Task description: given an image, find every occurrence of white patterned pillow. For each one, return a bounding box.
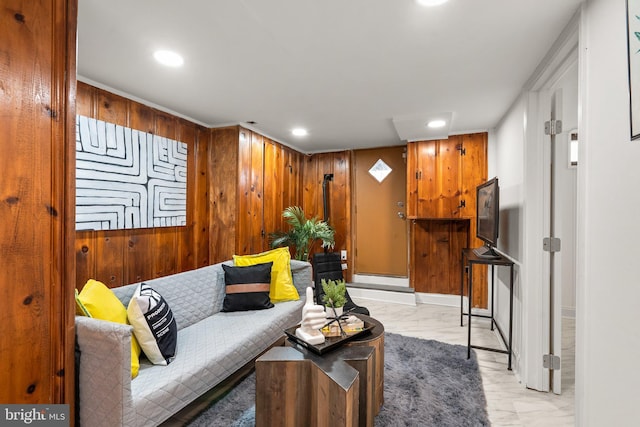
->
[127,283,178,365]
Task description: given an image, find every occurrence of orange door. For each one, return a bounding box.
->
[354,146,408,276]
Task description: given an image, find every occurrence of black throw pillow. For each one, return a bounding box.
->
[222,262,275,312]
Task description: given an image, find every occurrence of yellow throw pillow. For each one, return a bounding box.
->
[233,247,299,302]
[76,279,142,378]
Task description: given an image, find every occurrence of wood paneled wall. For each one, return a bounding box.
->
[302,151,353,281]
[210,127,304,262]
[0,0,77,407]
[209,129,352,278]
[75,90,354,287]
[75,82,210,289]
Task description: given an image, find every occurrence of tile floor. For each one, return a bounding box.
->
[350,297,576,427]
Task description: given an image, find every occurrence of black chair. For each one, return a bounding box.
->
[312,252,369,316]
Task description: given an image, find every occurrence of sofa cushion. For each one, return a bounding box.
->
[113,265,226,331]
[76,279,142,378]
[221,263,274,312]
[127,283,178,365]
[233,247,300,302]
[130,297,305,426]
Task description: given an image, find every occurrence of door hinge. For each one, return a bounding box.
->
[261,229,266,238]
[543,237,561,252]
[457,199,466,209]
[456,144,466,155]
[415,170,422,180]
[543,354,561,370]
[544,119,563,136]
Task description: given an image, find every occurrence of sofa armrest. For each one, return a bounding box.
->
[75,316,136,427]
[290,260,313,295]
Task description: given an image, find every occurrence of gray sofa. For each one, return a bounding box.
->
[75,259,311,427]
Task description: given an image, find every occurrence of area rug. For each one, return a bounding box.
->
[188,332,489,426]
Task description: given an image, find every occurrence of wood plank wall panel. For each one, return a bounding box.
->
[330,151,351,269]
[177,121,196,272]
[301,152,353,281]
[406,142,418,217]
[263,139,282,246]
[461,133,488,308]
[193,127,210,267]
[124,229,153,284]
[95,231,125,287]
[0,0,77,406]
[302,155,321,217]
[210,127,240,263]
[411,220,469,295]
[236,129,253,255]
[75,82,207,289]
[249,132,265,253]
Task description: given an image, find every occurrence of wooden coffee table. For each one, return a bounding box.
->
[255,315,385,427]
[343,314,384,413]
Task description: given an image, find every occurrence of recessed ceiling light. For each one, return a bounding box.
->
[416,0,450,6]
[153,50,184,67]
[292,128,308,137]
[427,120,447,128]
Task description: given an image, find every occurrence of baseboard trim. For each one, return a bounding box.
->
[415,292,491,317]
[415,292,460,307]
[352,274,410,287]
[347,286,416,306]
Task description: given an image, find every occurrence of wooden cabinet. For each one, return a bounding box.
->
[407,133,489,308]
[210,127,302,262]
[407,133,487,219]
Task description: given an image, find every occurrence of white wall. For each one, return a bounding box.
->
[491,97,526,375]
[577,0,640,424]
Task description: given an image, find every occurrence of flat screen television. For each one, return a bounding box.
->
[474,177,500,258]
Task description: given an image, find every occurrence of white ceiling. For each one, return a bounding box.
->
[77,0,583,153]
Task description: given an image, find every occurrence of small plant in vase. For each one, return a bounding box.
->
[321,278,347,318]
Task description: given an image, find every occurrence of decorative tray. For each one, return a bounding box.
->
[284,317,374,355]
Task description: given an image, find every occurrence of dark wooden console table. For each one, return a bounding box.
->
[460,248,515,370]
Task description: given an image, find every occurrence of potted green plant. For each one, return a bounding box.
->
[269,206,335,262]
[321,278,347,317]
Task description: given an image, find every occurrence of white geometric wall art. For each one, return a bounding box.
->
[75,115,187,230]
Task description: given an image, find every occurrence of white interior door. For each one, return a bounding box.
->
[543,59,578,395]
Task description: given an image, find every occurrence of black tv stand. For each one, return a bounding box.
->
[472,245,500,259]
[460,248,515,370]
